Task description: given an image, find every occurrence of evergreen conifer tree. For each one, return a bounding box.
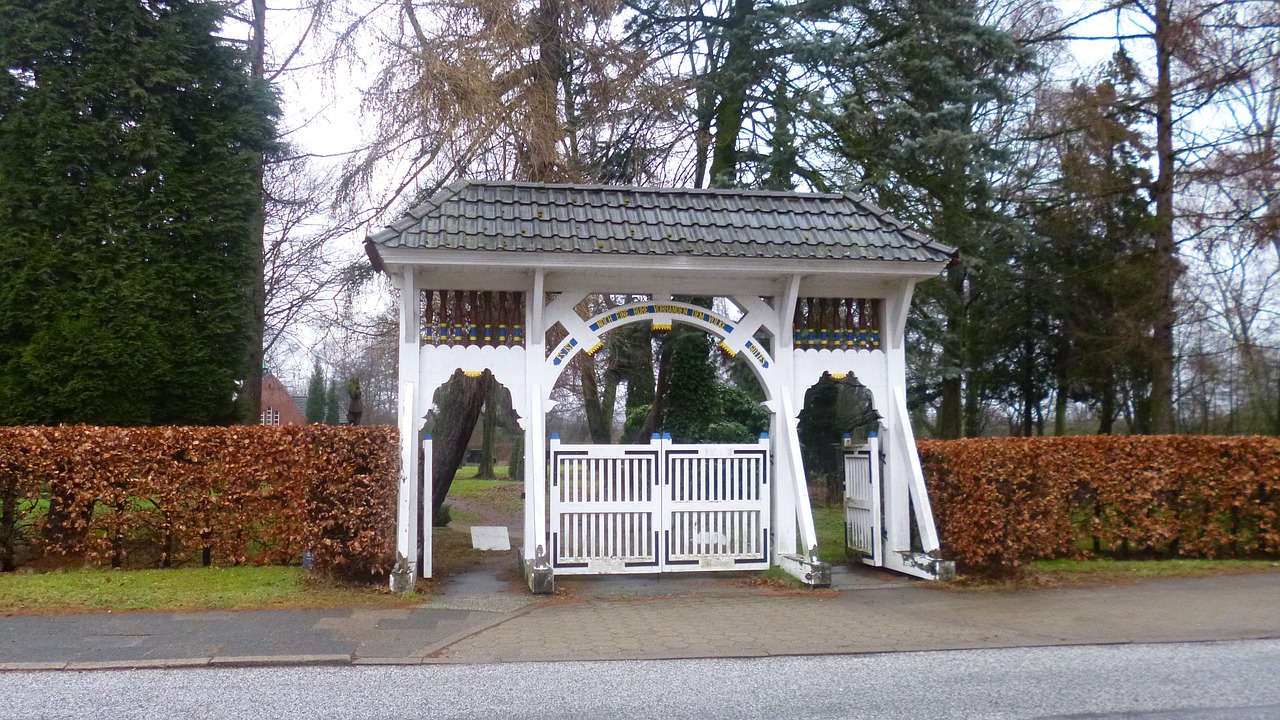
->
[828,0,1030,437]
[324,379,340,424]
[304,361,326,423]
[0,0,276,425]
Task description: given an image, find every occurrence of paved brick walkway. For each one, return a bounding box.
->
[2,568,1278,671]
[432,571,1280,663]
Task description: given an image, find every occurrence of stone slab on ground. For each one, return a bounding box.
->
[470,526,511,551]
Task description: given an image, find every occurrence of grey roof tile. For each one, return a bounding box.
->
[367,181,955,264]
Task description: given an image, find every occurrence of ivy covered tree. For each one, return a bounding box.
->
[623,315,768,443]
[0,0,277,426]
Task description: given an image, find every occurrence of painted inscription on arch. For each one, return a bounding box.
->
[588,304,734,334]
[551,337,579,366]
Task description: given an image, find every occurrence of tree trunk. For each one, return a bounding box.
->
[431,372,493,515]
[240,0,268,425]
[1020,339,1035,437]
[1149,0,1178,434]
[528,0,566,181]
[630,335,677,441]
[626,327,655,410]
[0,475,14,572]
[937,263,965,439]
[601,373,618,440]
[963,372,984,438]
[1099,373,1116,434]
[708,0,755,187]
[1053,350,1069,436]
[476,384,498,479]
[579,354,612,443]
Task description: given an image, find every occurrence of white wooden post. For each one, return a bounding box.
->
[391,268,421,592]
[522,269,553,592]
[771,275,801,560]
[421,435,433,578]
[880,282,911,569]
[880,280,953,580]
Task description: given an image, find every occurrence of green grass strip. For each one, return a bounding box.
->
[0,566,417,615]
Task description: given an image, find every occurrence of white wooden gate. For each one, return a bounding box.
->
[844,434,883,566]
[549,435,770,574]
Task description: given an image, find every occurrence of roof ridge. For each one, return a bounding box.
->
[454,179,852,201]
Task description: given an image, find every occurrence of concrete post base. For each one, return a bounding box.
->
[777,553,832,587]
[520,555,554,594]
[389,554,416,594]
[892,551,956,581]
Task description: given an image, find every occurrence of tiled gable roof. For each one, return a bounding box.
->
[366,181,954,263]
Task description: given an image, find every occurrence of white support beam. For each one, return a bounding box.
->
[523,269,553,592]
[894,388,940,553]
[878,278,953,580]
[884,279,915,352]
[770,276,802,561]
[391,268,421,592]
[541,290,595,349]
[421,436,433,578]
[782,393,819,560]
[720,294,778,356]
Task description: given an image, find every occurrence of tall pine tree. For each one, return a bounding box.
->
[0,0,277,425]
[827,0,1031,437]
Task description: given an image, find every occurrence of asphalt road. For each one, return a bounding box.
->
[3,639,1278,719]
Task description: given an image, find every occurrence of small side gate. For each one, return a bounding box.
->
[844,433,883,566]
[549,435,770,574]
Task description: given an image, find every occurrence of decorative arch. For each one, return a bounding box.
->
[789,349,889,418]
[543,299,775,400]
[419,345,528,430]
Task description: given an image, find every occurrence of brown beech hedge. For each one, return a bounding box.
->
[0,425,398,576]
[920,436,1280,575]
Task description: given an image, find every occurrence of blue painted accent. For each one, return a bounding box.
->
[551,433,560,440]
[868,430,878,439]
[650,433,661,441]
[842,433,851,440]
[759,432,769,440]
[662,432,672,440]
[423,434,432,441]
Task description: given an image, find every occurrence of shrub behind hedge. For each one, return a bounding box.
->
[920,435,1280,574]
[0,425,398,576]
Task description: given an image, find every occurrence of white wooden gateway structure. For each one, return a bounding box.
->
[366,182,957,592]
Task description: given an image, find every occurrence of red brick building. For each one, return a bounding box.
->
[260,371,307,426]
